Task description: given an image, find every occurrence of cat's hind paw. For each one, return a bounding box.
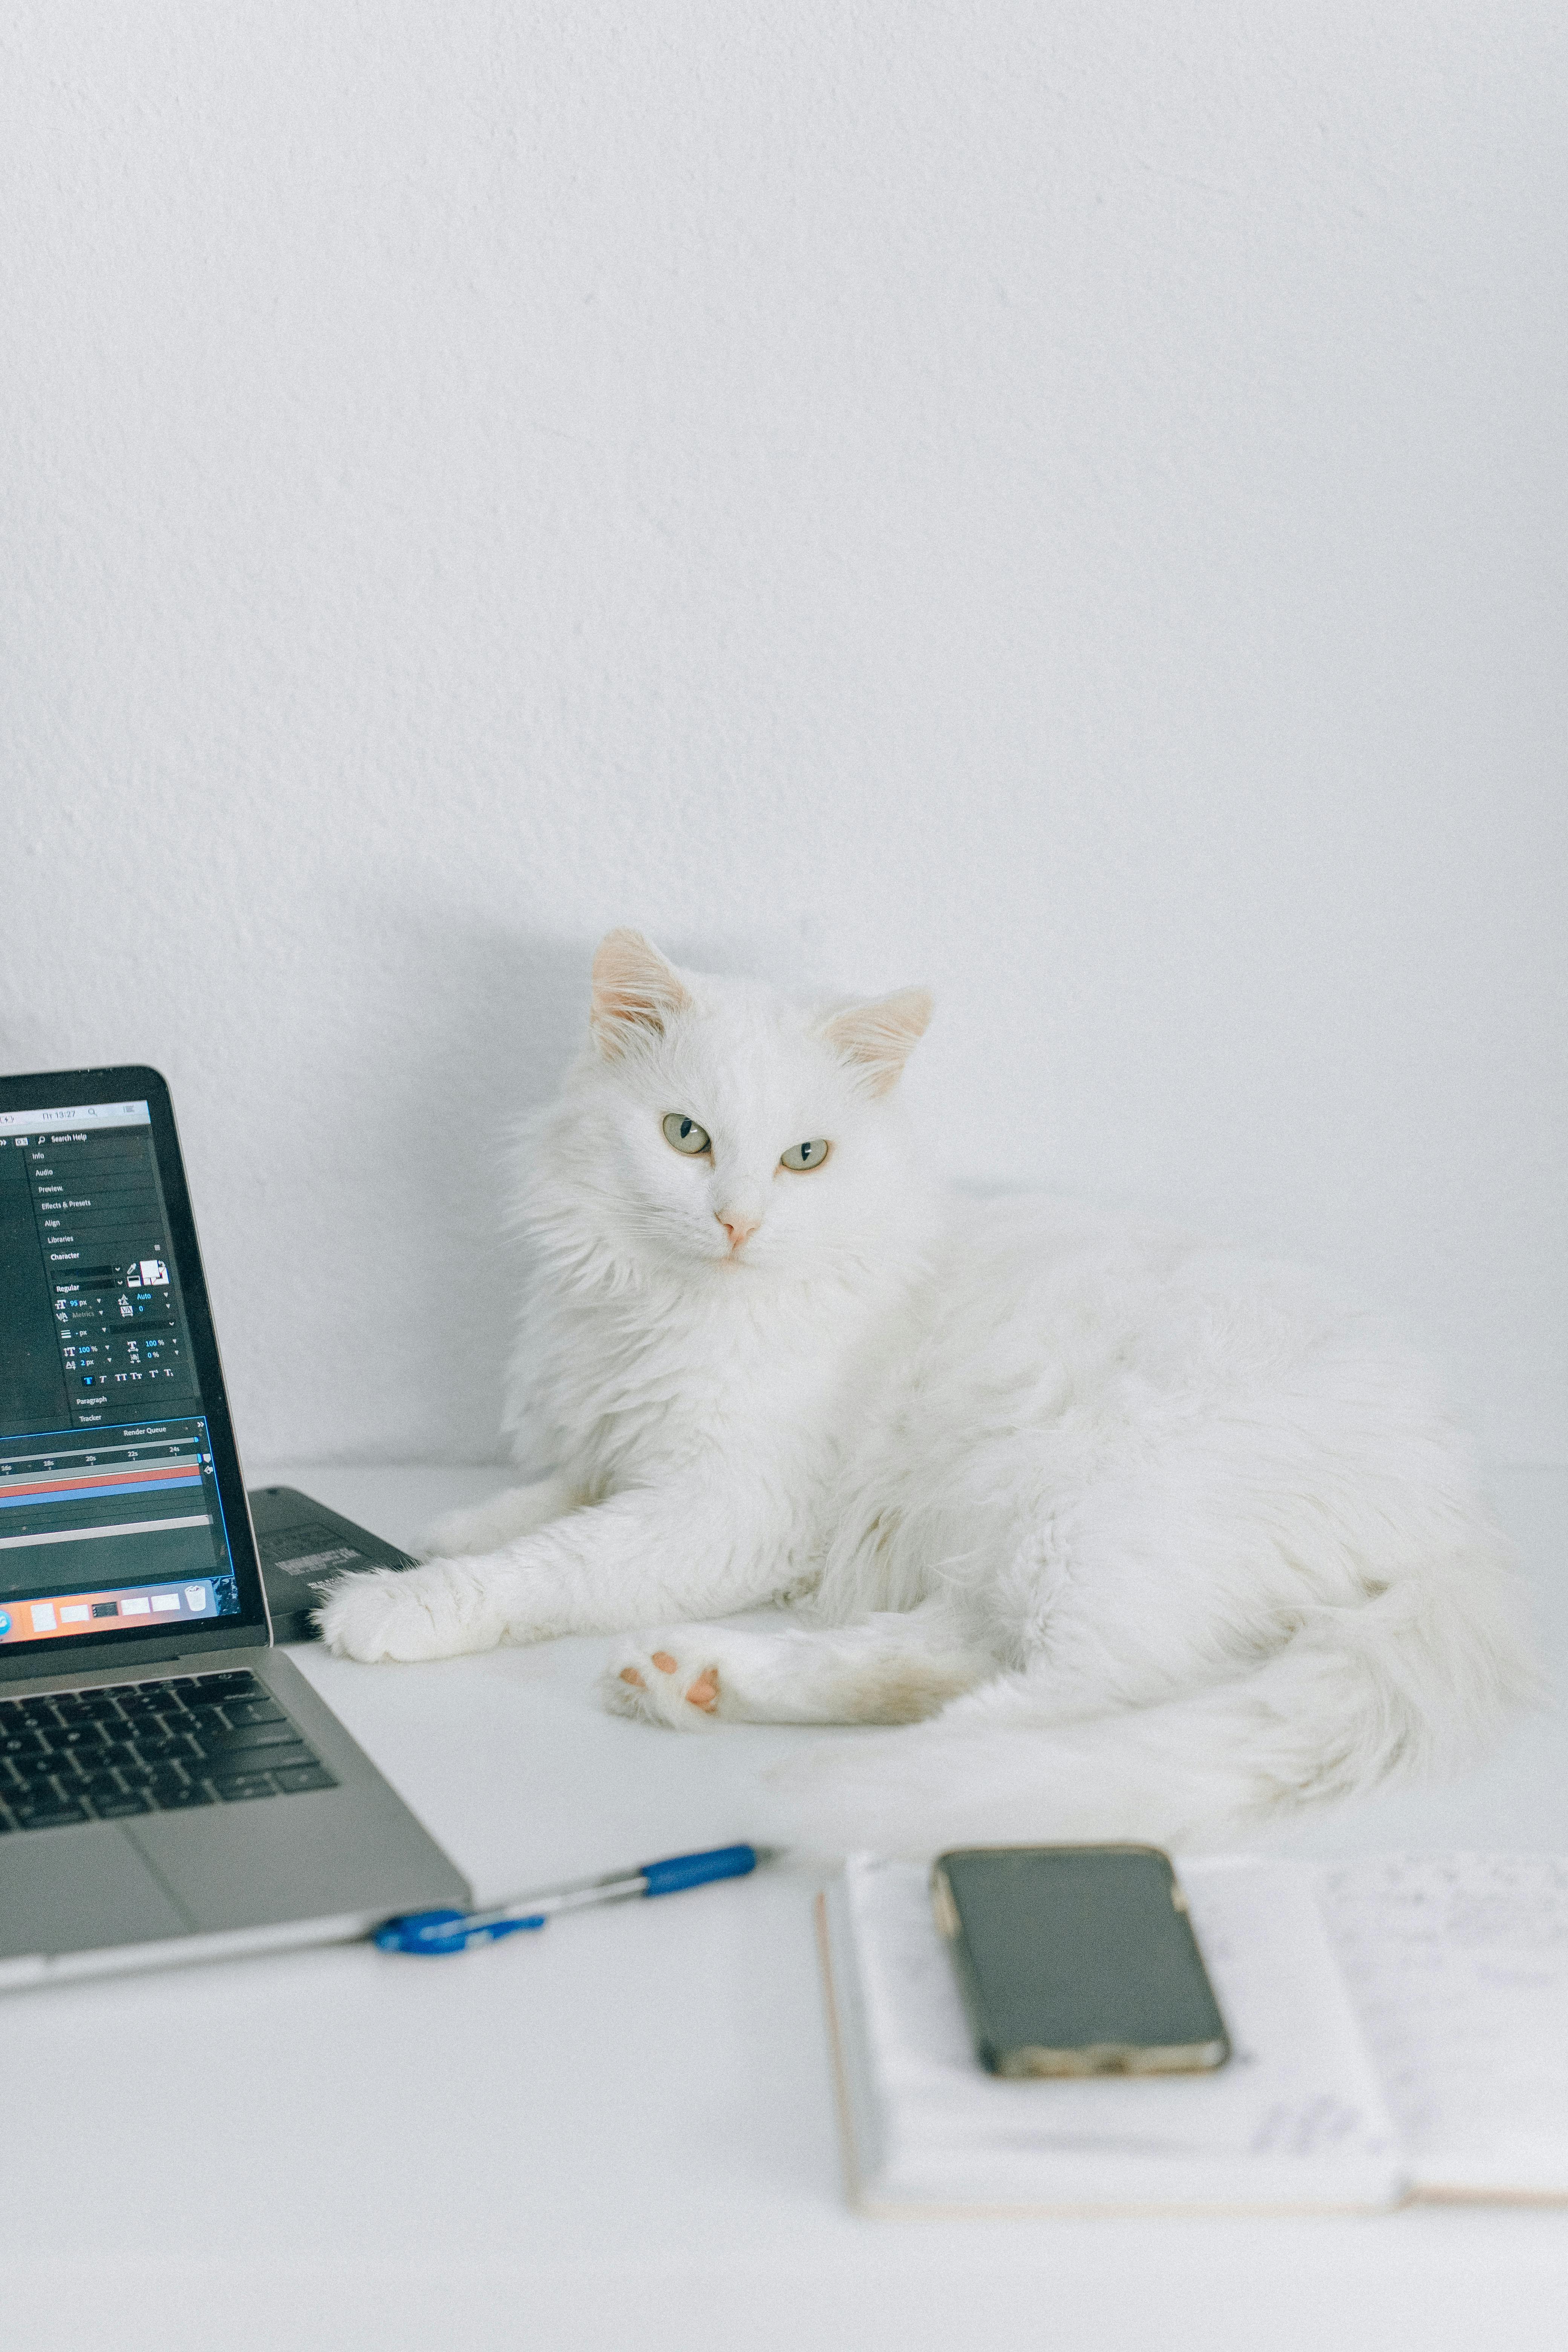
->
[602,1634,726,1729]
[315,1558,501,1663]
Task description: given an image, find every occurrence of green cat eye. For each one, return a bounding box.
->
[779,1139,831,1172]
[662,1113,711,1155]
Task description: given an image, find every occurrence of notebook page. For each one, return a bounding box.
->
[830,1856,1404,2212]
[1320,1853,1568,2199]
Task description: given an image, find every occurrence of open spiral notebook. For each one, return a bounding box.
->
[817,1852,1568,2217]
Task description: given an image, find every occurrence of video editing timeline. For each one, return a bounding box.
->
[0,1422,241,1642]
[0,1100,196,1436]
[0,1102,243,1646]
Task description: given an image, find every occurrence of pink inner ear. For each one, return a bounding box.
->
[590,929,692,1053]
[823,987,934,1095]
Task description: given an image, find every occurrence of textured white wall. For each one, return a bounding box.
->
[2,3,1563,1469]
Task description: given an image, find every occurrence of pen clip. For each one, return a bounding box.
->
[374,1908,548,1956]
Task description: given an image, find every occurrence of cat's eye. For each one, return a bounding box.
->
[779,1139,831,1172]
[662,1113,711,1155]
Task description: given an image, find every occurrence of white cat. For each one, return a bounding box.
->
[318,929,1534,1853]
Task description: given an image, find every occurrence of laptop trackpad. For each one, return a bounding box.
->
[0,1826,193,1960]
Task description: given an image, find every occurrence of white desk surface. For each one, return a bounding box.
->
[6,1466,1566,2352]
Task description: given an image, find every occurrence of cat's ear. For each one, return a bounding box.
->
[589,929,693,1057]
[821,988,934,1096]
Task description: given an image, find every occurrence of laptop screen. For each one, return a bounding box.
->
[0,1076,265,1665]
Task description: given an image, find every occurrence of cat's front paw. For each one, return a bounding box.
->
[602,1632,726,1729]
[315,1559,501,1663]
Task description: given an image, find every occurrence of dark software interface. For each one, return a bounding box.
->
[0,1099,241,1649]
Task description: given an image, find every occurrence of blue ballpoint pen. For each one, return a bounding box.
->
[374,1841,777,1955]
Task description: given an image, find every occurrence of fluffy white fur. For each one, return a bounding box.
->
[317,929,1534,1854]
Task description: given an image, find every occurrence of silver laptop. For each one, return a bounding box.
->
[0,1064,470,1990]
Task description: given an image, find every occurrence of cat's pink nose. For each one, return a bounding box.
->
[717,1208,761,1253]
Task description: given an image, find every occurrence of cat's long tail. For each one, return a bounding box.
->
[764,1563,1537,1856]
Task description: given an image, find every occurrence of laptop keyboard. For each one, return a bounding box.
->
[0,1670,338,1833]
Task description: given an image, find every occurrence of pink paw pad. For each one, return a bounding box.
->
[620,1651,720,1712]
